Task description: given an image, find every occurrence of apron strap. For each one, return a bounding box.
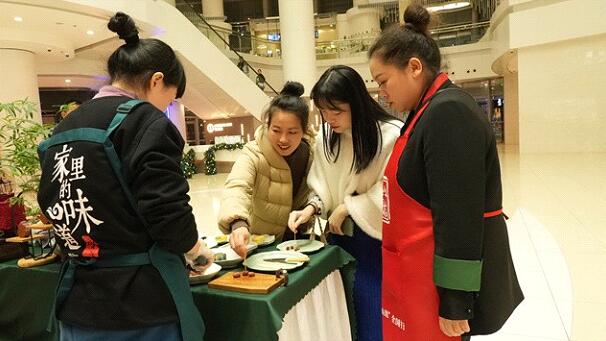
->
[149,245,205,341]
[46,258,95,332]
[48,246,205,341]
[484,208,508,219]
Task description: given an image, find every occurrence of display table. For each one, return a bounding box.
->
[0,245,355,341]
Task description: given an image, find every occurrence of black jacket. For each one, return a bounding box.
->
[38,96,198,329]
[396,81,523,334]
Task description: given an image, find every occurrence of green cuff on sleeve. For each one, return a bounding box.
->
[433,254,482,291]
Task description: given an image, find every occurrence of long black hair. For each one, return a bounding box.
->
[311,65,395,173]
[107,12,186,98]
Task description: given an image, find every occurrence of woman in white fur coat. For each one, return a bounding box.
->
[288,65,402,341]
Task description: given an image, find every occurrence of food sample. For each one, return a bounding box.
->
[251,234,266,244]
[214,252,227,261]
[215,235,228,244]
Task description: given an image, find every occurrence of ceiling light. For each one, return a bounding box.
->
[14,16,23,22]
[65,79,72,83]
[86,30,94,35]
[427,1,470,12]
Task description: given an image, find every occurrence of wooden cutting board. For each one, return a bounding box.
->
[5,234,46,243]
[208,271,285,294]
[17,253,59,268]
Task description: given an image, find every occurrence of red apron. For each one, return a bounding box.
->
[381,73,459,340]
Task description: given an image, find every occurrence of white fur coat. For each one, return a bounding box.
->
[307,120,402,240]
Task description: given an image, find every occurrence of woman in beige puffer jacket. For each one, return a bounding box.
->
[218,82,315,253]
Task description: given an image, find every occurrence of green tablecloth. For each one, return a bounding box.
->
[0,259,61,341]
[0,245,355,341]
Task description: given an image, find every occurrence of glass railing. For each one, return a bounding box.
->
[314,21,490,59]
[315,37,377,60]
[431,21,491,47]
[176,1,491,65]
[176,0,279,94]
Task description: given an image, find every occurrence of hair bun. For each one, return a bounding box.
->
[403,4,431,35]
[108,12,140,44]
[280,81,305,97]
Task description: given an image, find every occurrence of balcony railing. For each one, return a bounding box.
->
[176,1,493,64]
[431,21,491,47]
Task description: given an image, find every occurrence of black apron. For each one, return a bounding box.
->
[39,100,204,340]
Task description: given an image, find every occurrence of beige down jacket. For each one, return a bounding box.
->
[218,126,314,240]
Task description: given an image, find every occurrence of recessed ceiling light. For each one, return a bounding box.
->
[86,30,94,35]
[65,79,72,83]
[14,16,23,22]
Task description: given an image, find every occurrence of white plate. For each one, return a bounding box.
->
[250,234,276,246]
[188,262,222,285]
[276,239,325,253]
[243,250,307,272]
[212,243,257,268]
[200,236,218,249]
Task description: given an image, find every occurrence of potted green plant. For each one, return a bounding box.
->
[56,101,80,123]
[0,99,53,216]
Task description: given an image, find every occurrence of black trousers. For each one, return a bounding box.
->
[462,335,471,341]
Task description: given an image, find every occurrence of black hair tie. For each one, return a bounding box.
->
[404,22,417,32]
[122,32,140,45]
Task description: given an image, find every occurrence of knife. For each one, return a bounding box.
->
[264,257,310,263]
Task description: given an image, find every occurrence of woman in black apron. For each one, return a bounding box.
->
[38,12,211,341]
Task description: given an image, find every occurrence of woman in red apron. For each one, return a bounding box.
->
[368,4,524,340]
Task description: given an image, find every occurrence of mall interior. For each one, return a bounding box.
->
[0,0,605,340]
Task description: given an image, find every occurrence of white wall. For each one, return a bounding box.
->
[442,42,497,81]
[508,0,606,50]
[503,57,519,146]
[517,34,606,153]
[491,0,606,153]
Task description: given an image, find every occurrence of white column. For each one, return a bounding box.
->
[202,0,225,21]
[336,14,349,40]
[263,0,271,18]
[0,49,41,122]
[202,0,231,40]
[278,0,317,95]
[167,100,187,140]
[345,6,381,38]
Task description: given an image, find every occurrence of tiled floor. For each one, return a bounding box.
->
[188,146,606,341]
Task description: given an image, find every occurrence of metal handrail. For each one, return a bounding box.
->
[358,1,398,9]
[431,20,490,34]
[177,0,279,95]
